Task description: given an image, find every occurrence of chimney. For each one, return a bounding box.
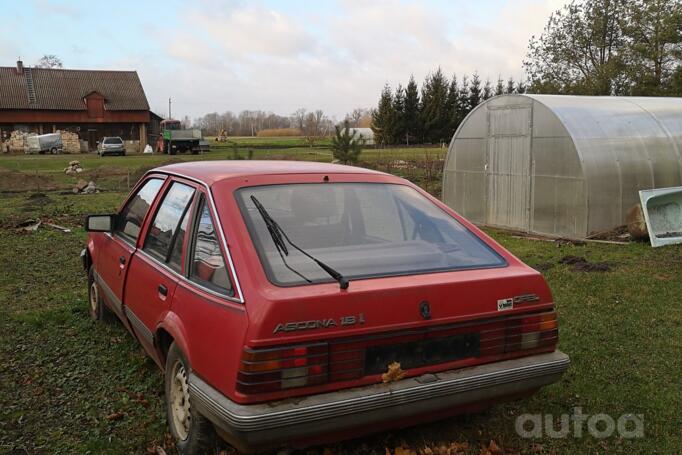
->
[16,59,23,75]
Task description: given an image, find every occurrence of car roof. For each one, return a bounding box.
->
[155,160,386,186]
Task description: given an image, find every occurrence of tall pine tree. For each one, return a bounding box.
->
[506,77,516,94]
[403,75,421,145]
[468,72,482,110]
[371,84,395,146]
[495,76,505,96]
[392,84,406,144]
[446,74,460,136]
[420,68,450,143]
[483,78,493,100]
[457,75,471,125]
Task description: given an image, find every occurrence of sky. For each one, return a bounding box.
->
[0,0,566,121]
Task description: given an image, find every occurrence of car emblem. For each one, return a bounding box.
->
[419,300,431,320]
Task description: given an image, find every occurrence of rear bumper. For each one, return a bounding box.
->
[189,350,569,451]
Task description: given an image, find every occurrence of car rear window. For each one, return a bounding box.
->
[104,137,123,144]
[236,183,506,286]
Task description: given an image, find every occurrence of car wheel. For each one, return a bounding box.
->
[88,266,114,322]
[165,343,216,454]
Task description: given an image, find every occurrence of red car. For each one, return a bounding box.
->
[82,161,569,454]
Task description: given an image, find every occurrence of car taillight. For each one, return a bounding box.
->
[238,310,558,395]
[479,310,558,356]
[237,343,329,394]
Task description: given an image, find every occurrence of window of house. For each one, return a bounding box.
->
[143,182,195,263]
[115,178,164,243]
[189,198,233,296]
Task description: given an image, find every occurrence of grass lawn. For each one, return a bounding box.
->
[0,150,679,454]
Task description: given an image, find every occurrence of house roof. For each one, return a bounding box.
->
[0,66,149,111]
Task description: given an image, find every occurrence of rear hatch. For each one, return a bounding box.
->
[236,264,558,402]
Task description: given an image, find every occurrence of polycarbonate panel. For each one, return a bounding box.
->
[486,105,532,230]
[527,95,682,234]
[444,94,682,238]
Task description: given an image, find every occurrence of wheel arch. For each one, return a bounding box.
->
[155,313,191,369]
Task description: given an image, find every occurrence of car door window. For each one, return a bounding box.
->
[190,199,233,296]
[167,203,192,272]
[143,182,195,264]
[116,178,164,243]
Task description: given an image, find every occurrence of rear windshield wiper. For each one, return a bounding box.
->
[250,195,350,290]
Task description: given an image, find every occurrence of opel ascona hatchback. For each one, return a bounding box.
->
[82,161,569,454]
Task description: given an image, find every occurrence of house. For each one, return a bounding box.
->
[344,127,374,145]
[0,60,154,152]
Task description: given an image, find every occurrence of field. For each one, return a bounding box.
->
[0,143,680,455]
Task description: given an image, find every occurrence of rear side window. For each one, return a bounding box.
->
[116,178,164,242]
[144,182,195,263]
[189,199,233,296]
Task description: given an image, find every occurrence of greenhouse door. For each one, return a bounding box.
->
[485,105,532,231]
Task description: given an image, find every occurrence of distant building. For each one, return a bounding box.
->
[0,60,156,151]
[344,127,374,145]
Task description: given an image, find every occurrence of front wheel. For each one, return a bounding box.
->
[88,266,114,322]
[165,343,216,454]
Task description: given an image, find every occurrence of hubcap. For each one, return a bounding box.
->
[89,282,98,314]
[170,360,191,440]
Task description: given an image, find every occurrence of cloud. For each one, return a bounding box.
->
[147,0,566,119]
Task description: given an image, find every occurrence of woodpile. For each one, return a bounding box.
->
[59,131,81,154]
[8,131,29,153]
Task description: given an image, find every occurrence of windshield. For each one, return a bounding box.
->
[236,183,505,286]
[103,137,123,144]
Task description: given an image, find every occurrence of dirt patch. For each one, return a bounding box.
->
[22,192,52,212]
[587,225,631,242]
[559,255,612,272]
[0,169,58,192]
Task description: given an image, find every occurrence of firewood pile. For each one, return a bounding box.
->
[59,131,81,154]
[8,131,30,153]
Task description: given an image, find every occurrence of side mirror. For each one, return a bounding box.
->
[85,214,116,232]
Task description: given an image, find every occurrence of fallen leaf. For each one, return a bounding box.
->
[105,411,124,421]
[487,440,502,454]
[395,447,417,455]
[382,362,406,383]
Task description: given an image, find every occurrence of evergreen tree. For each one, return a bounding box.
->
[332,120,364,164]
[506,77,516,94]
[483,78,493,100]
[516,80,527,94]
[495,76,505,96]
[468,72,482,110]
[371,84,395,146]
[446,74,460,135]
[420,68,450,143]
[392,84,406,144]
[403,75,421,145]
[457,75,471,124]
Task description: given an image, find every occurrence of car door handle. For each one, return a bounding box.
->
[158,284,168,296]
[119,256,126,265]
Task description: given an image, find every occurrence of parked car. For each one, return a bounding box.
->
[26,132,62,154]
[98,136,126,156]
[82,161,569,454]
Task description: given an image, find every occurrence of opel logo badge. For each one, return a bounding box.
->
[419,300,431,320]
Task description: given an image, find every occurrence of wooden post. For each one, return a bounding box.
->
[139,123,147,151]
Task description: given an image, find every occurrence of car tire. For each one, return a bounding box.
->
[88,266,115,322]
[165,343,216,455]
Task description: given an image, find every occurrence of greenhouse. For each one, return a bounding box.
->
[442,94,682,238]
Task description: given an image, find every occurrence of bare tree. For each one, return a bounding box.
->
[35,54,63,68]
[302,110,328,147]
